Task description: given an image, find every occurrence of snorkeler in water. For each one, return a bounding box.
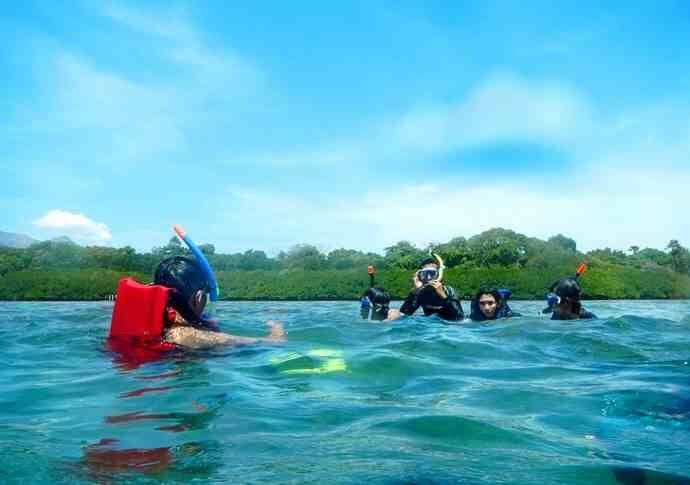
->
[469,287,521,322]
[548,277,597,320]
[360,286,392,321]
[360,265,392,321]
[392,255,464,322]
[155,256,286,349]
[541,263,596,320]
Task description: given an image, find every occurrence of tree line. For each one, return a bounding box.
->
[1,228,689,300]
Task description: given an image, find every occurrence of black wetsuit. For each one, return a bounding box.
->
[399,285,464,321]
[551,309,597,320]
[469,300,521,322]
[360,287,390,321]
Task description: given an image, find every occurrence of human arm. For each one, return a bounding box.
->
[432,284,464,321]
[579,310,597,319]
[165,320,286,349]
[165,326,236,349]
[399,289,421,316]
[396,270,427,316]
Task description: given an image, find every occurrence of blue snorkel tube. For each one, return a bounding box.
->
[173,225,219,320]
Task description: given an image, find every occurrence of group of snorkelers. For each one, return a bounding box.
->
[108,227,596,356]
[360,254,596,323]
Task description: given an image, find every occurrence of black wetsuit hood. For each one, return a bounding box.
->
[361,286,391,321]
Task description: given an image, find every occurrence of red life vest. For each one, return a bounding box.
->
[108,278,176,369]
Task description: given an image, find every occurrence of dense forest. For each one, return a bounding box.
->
[1,228,689,300]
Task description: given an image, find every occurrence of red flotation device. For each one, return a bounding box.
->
[108,278,177,369]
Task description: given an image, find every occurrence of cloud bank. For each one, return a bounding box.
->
[34,210,112,244]
[216,160,687,255]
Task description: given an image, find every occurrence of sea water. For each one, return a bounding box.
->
[0,301,688,484]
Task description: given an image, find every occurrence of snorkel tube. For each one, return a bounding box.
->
[431,252,445,282]
[172,225,219,302]
[361,265,376,318]
[575,262,587,279]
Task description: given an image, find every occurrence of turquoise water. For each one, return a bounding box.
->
[1,301,689,484]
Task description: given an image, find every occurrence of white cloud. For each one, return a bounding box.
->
[222,71,689,254]
[214,162,688,254]
[239,72,684,179]
[245,74,591,168]
[101,2,259,89]
[346,166,685,253]
[24,2,262,170]
[102,2,195,41]
[33,210,112,244]
[391,74,590,152]
[53,53,182,163]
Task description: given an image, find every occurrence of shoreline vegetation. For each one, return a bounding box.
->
[1,228,689,301]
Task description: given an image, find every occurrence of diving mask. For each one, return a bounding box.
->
[417,268,440,284]
[202,296,217,321]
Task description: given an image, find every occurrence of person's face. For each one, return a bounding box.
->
[478,293,497,318]
[553,297,577,319]
[188,289,208,318]
[417,263,440,283]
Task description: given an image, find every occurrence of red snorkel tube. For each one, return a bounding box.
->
[367,265,375,288]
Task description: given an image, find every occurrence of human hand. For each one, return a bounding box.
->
[412,272,423,289]
[428,280,447,299]
[385,308,402,321]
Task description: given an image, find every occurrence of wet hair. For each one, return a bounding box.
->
[419,257,438,268]
[154,256,208,322]
[552,278,582,315]
[553,278,581,299]
[474,286,500,303]
[361,287,391,321]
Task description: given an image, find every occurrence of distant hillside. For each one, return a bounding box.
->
[0,231,38,249]
[0,231,75,249]
[48,236,76,245]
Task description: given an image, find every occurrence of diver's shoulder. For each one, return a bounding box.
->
[580,309,597,319]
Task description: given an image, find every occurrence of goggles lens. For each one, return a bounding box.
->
[202,295,216,320]
[417,268,439,284]
[546,292,560,307]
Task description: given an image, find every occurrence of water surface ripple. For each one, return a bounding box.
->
[1,300,689,484]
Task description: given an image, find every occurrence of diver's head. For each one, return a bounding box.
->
[475,287,500,319]
[416,257,441,284]
[419,257,439,269]
[552,278,582,319]
[154,256,209,322]
[554,278,580,299]
[361,287,391,321]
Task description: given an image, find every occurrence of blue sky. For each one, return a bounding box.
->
[2,1,689,254]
